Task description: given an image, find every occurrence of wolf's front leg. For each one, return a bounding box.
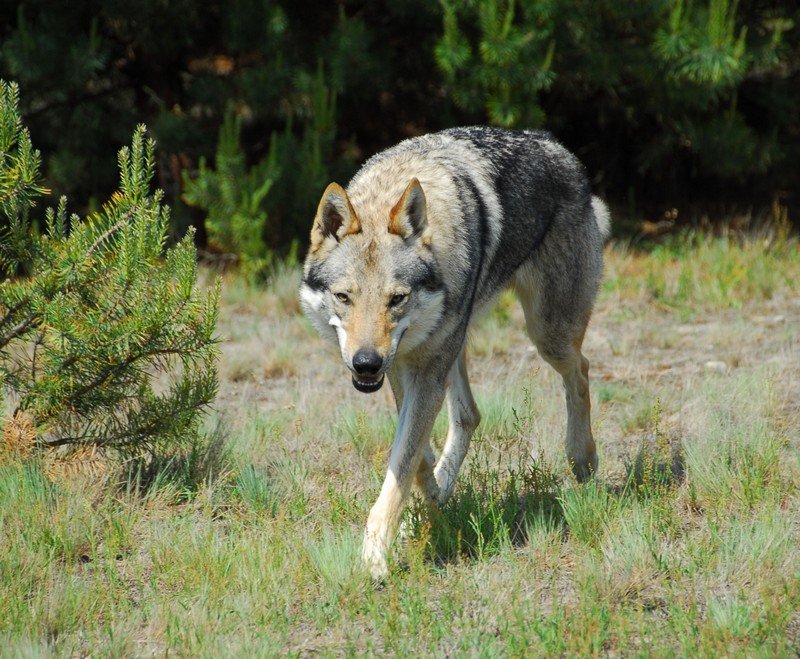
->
[363,371,447,580]
[389,371,440,507]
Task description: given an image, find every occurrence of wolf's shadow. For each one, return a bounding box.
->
[409,442,685,566]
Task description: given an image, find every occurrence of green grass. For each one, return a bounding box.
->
[1,232,799,654]
[603,231,800,318]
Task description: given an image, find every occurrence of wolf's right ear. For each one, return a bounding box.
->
[310,183,361,252]
[389,178,428,240]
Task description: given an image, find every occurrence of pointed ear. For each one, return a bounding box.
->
[310,183,361,251]
[389,178,427,239]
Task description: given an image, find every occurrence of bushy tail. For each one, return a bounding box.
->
[591,196,612,241]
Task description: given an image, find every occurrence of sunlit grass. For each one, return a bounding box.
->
[603,231,799,317]
[1,231,799,654]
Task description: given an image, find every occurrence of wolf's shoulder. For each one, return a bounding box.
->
[440,125,554,146]
[372,126,556,154]
[356,126,572,172]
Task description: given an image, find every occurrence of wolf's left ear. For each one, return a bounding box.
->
[310,183,361,252]
[389,178,427,239]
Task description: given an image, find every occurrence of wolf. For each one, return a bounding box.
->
[299,127,610,579]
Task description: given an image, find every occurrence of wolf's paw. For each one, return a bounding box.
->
[421,480,440,508]
[570,452,599,483]
[362,533,389,582]
[434,475,457,506]
[397,518,411,545]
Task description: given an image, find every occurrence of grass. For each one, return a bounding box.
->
[1,231,799,655]
[603,231,799,318]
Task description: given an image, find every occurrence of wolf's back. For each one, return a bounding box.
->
[345,126,607,308]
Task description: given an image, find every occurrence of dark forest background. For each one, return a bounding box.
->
[2,0,798,256]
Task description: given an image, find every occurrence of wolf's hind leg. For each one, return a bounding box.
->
[540,342,597,481]
[433,350,481,503]
[515,271,598,482]
[415,442,440,504]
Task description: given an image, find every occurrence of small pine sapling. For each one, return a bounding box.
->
[182,106,279,279]
[0,80,219,458]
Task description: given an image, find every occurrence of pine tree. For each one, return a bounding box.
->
[182,106,280,278]
[0,81,219,456]
[434,0,798,206]
[436,0,556,127]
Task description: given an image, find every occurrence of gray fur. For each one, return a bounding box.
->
[300,126,610,580]
[345,126,604,322]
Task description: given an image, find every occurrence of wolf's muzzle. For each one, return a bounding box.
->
[352,373,385,393]
[351,349,385,392]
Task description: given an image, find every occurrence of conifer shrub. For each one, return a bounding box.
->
[435,0,797,204]
[3,2,796,238]
[182,66,339,275]
[0,81,219,457]
[182,107,279,279]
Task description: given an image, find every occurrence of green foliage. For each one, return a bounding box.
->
[0,82,218,455]
[435,0,799,204]
[304,527,368,600]
[182,107,279,277]
[408,451,561,562]
[682,371,785,511]
[183,64,340,271]
[654,0,749,87]
[269,63,339,244]
[0,1,798,253]
[437,0,556,127]
[622,399,682,502]
[559,481,619,548]
[0,82,49,223]
[235,464,279,516]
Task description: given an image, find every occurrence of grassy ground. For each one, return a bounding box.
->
[2,232,799,656]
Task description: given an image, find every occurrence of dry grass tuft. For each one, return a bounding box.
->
[43,445,111,483]
[2,410,111,483]
[2,410,36,459]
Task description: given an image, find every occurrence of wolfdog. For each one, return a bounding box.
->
[300,127,610,579]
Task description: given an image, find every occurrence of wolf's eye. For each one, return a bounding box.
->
[334,292,350,304]
[389,293,407,307]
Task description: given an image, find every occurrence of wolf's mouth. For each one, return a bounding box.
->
[352,374,385,393]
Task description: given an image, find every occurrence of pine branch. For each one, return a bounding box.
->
[0,313,39,349]
[22,84,133,121]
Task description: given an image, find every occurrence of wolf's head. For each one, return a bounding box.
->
[299,178,445,393]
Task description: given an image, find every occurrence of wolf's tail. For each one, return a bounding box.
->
[591,196,612,241]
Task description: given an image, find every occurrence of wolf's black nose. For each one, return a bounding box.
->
[353,350,383,376]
